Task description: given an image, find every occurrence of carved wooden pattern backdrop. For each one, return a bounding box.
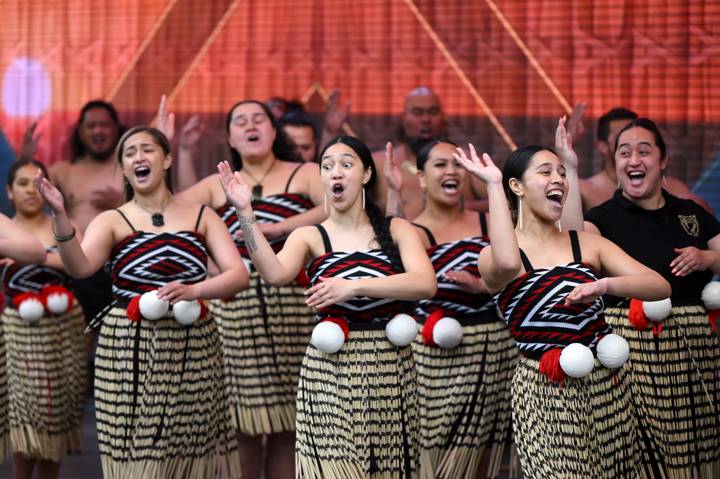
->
[1,0,718,186]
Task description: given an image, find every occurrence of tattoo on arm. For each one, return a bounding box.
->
[238,215,258,253]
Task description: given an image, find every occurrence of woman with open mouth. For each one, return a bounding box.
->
[177,99,325,479]
[218,135,437,478]
[35,126,248,479]
[0,159,87,479]
[457,123,670,478]
[385,139,516,479]
[583,118,720,478]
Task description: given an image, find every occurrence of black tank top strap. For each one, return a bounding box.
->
[519,249,534,272]
[284,163,305,193]
[315,224,333,254]
[194,204,207,231]
[569,229,582,262]
[413,223,437,247]
[479,212,488,237]
[115,209,137,233]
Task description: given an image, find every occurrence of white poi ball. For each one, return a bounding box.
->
[559,343,595,378]
[139,291,169,320]
[173,300,201,326]
[19,298,44,323]
[310,321,345,353]
[701,281,720,311]
[642,298,672,322]
[386,313,419,347]
[432,317,464,349]
[596,334,630,369]
[46,292,70,315]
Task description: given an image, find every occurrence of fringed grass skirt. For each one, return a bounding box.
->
[94,307,240,479]
[0,321,8,464]
[512,356,640,478]
[412,319,517,479]
[210,272,314,435]
[296,327,420,479]
[1,304,86,461]
[604,304,720,479]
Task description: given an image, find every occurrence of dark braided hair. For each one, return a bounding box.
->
[320,136,405,274]
[225,100,301,170]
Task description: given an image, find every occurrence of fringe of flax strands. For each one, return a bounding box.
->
[0,321,9,463]
[604,303,720,479]
[512,356,643,478]
[413,319,518,479]
[93,307,241,479]
[2,304,86,461]
[210,272,314,435]
[295,328,420,479]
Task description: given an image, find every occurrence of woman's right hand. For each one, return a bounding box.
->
[34,172,66,215]
[383,142,403,192]
[453,144,502,185]
[217,161,252,212]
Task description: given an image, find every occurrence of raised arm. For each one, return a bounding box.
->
[555,116,584,231]
[455,145,521,292]
[157,207,249,303]
[174,115,204,191]
[35,174,113,278]
[304,218,437,310]
[217,161,310,285]
[0,214,46,264]
[383,142,405,218]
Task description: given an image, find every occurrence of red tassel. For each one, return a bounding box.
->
[538,348,565,385]
[40,285,75,312]
[322,317,349,340]
[628,299,650,331]
[422,310,445,346]
[12,292,42,309]
[708,309,719,335]
[126,296,141,322]
[199,300,209,321]
[652,322,663,337]
[295,270,310,287]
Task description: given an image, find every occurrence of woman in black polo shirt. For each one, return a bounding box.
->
[584,118,720,478]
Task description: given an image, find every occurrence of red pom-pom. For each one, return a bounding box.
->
[126,296,142,322]
[40,285,75,312]
[295,270,310,287]
[628,299,650,331]
[539,348,565,384]
[12,292,42,309]
[421,310,444,346]
[708,309,719,335]
[322,317,349,340]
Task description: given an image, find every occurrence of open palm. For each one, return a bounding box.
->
[453,144,502,185]
[555,116,578,170]
[34,173,66,214]
[383,142,403,191]
[217,161,252,211]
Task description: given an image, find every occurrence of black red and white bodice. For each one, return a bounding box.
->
[1,247,70,300]
[417,236,494,323]
[306,225,411,323]
[495,231,611,360]
[109,210,209,300]
[216,193,314,262]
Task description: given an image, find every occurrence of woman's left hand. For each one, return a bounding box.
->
[304,276,355,310]
[444,271,489,294]
[157,281,197,304]
[555,115,578,170]
[670,247,710,276]
[564,278,607,305]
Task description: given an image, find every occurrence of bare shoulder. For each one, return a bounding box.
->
[48,160,70,183]
[389,216,415,236]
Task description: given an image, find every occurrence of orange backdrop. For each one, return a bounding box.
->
[1,0,718,182]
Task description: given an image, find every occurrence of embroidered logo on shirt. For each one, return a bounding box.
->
[678,215,700,237]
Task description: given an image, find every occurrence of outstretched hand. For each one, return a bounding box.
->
[555,116,578,170]
[566,102,587,142]
[179,115,204,150]
[34,172,66,215]
[324,90,350,135]
[383,142,403,191]
[217,161,252,212]
[19,122,41,161]
[453,144,502,185]
[156,95,176,142]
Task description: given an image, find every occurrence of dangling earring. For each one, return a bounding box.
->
[661,170,667,187]
[324,195,328,215]
[362,188,366,209]
[556,220,562,232]
[517,197,524,230]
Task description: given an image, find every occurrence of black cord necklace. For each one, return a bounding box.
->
[242,158,277,200]
[134,197,171,227]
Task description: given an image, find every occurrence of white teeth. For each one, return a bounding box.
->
[628,172,645,178]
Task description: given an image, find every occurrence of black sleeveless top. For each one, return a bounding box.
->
[109,207,209,300]
[496,231,612,360]
[215,163,314,264]
[305,224,411,324]
[415,213,494,324]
